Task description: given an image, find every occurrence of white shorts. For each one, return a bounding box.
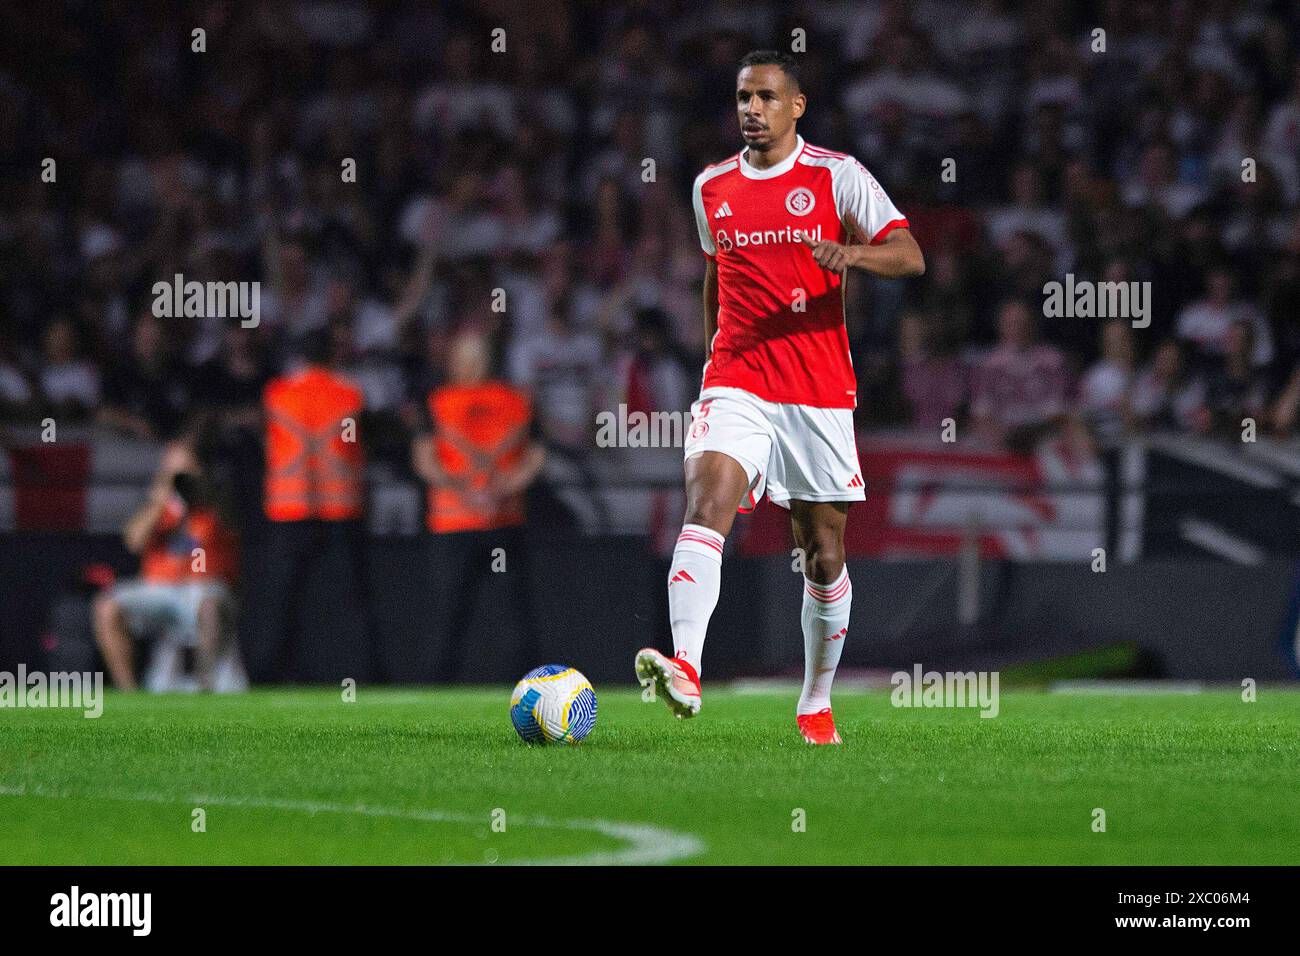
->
[683,386,865,511]
[111,579,233,647]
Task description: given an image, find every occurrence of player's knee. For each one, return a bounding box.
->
[683,495,735,535]
[803,536,846,583]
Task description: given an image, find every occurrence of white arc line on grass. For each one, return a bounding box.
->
[0,784,705,866]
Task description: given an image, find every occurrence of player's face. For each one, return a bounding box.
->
[736,65,804,150]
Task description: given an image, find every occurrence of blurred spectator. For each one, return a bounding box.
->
[1122,139,1208,219]
[898,310,967,433]
[1201,319,1271,436]
[843,30,971,138]
[508,304,605,452]
[986,164,1070,270]
[97,312,190,441]
[259,238,331,341]
[191,324,269,430]
[412,30,516,140]
[1261,62,1300,202]
[1080,320,1137,445]
[618,307,694,418]
[1131,337,1207,432]
[0,333,35,421]
[970,299,1071,451]
[1176,266,1273,367]
[38,318,99,420]
[331,315,405,414]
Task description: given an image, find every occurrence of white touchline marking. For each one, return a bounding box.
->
[0,783,704,866]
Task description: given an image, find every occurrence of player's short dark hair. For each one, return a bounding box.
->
[737,50,801,90]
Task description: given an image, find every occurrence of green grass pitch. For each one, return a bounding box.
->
[2,687,1298,865]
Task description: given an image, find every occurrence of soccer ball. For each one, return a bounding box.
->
[510,665,598,745]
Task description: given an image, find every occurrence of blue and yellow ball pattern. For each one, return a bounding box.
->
[510,665,598,744]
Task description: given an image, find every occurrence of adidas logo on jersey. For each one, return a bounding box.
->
[713,202,733,219]
[846,474,864,488]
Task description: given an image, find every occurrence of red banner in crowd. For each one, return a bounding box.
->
[5,444,92,531]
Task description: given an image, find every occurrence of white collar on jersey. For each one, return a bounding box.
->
[738,134,805,180]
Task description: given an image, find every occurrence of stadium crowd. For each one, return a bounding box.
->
[2,0,1299,467]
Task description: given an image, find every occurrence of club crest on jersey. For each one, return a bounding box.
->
[785,186,815,216]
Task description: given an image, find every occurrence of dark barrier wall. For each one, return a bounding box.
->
[744,558,1299,681]
[2,532,1296,682]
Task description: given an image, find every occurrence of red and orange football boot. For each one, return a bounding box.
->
[797,708,843,745]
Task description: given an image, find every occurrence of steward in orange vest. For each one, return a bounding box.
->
[423,382,532,532]
[246,331,373,684]
[414,334,544,534]
[263,366,365,522]
[412,331,545,681]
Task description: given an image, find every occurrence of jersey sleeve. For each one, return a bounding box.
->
[691,171,717,259]
[832,158,909,245]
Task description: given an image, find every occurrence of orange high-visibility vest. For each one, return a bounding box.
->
[263,367,365,522]
[427,382,531,533]
[141,498,239,583]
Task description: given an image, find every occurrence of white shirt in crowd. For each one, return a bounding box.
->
[1176,300,1273,366]
[40,361,100,408]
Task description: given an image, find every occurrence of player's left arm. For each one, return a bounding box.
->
[803,220,925,278]
[804,159,925,278]
[853,210,925,277]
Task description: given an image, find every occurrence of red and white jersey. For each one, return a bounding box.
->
[693,135,908,408]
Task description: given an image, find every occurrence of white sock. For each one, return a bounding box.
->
[798,567,852,715]
[667,523,724,676]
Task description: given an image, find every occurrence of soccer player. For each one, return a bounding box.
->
[635,51,925,744]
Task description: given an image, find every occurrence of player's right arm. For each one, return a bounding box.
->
[702,258,718,359]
